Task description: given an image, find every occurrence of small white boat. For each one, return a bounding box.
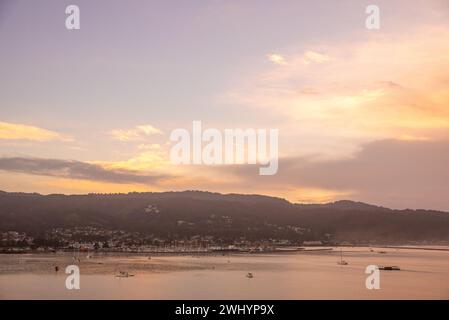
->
[246,272,254,278]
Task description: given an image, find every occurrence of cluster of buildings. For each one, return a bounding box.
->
[0,231,34,247]
[0,226,324,253]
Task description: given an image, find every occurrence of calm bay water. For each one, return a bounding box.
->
[1,247,448,299]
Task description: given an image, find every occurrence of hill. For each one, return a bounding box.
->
[1,190,448,244]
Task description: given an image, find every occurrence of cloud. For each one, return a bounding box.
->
[226,27,449,159]
[0,121,70,142]
[0,157,170,185]
[204,138,449,210]
[136,125,163,136]
[302,51,330,64]
[267,54,286,65]
[283,139,449,210]
[109,124,163,141]
[267,50,330,67]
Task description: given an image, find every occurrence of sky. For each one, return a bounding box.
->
[1,0,449,210]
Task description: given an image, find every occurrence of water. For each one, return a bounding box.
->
[1,247,448,299]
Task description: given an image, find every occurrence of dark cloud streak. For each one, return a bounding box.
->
[0,157,169,185]
[204,139,449,211]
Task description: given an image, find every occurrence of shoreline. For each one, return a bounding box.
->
[2,244,449,255]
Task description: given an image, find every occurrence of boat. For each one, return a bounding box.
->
[337,248,348,265]
[72,247,81,262]
[116,271,135,277]
[379,265,400,271]
[246,272,254,278]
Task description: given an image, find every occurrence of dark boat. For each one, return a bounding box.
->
[379,265,400,271]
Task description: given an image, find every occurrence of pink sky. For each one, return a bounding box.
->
[1,0,449,210]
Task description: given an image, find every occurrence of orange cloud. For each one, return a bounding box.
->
[225,27,449,160]
[0,121,70,142]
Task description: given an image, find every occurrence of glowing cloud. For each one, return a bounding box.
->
[109,124,163,141]
[226,27,449,159]
[302,51,330,64]
[0,121,69,142]
[267,53,287,65]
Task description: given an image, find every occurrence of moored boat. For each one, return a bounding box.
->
[379,265,400,271]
